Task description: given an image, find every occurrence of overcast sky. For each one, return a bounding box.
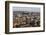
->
[13,7,40,12]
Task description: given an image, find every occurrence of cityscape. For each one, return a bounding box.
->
[13,11,40,28]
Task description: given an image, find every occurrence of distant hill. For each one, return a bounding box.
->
[13,11,40,16]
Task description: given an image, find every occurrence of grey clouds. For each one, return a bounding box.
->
[13,7,40,12]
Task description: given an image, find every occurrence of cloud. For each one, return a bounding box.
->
[13,7,40,12]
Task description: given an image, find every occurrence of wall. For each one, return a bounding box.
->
[0,0,46,35]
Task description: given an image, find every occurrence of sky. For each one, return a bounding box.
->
[13,7,40,12]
